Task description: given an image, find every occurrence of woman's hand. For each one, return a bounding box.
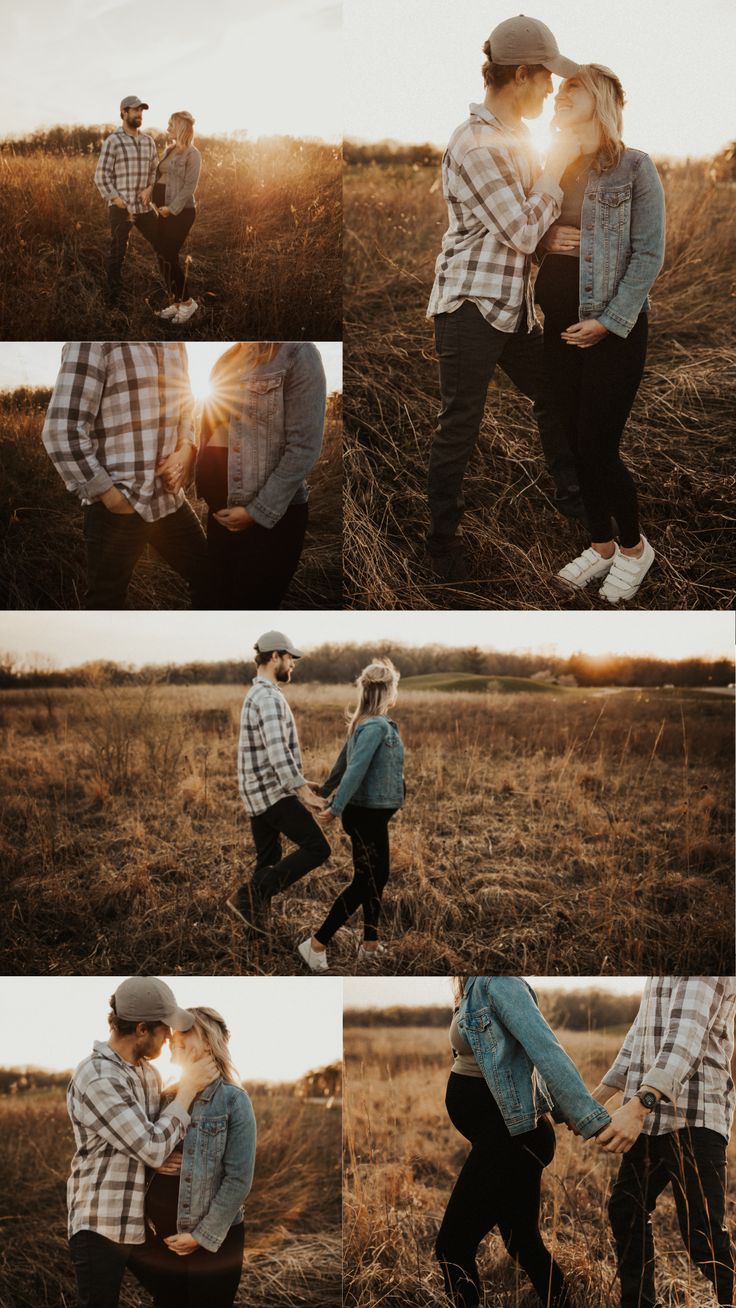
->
[561,319,609,348]
[213,506,255,532]
[138,187,153,206]
[540,224,580,255]
[158,206,172,218]
[318,808,337,826]
[156,1149,183,1176]
[164,1232,199,1256]
[157,446,194,494]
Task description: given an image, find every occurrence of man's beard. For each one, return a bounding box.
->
[275,669,292,683]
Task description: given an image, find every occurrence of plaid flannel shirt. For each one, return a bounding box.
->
[238,675,307,816]
[67,1041,189,1244]
[42,342,196,522]
[427,103,562,332]
[602,977,736,1139]
[95,127,158,213]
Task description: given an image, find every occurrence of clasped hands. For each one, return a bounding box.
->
[565,1091,651,1155]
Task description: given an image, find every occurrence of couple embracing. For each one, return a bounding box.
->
[41,340,326,609]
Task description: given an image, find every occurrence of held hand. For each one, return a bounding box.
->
[156,446,194,494]
[99,486,135,515]
[164,1233,199,1257]
[540,224,581,255]
[156,1149,183,1176]
[561,319,610,349]
[318,808,337,826]
[213,506,256,533]
[138,187,153,206]
[298,785,327,812]
[595,1100,648,1154]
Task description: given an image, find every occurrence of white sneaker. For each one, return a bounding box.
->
[156,304,179,319]
[297,937,328,972]
[599,537,655,603]
[358,942,386,963]
[556,545,617,589]
[173,298,199,324]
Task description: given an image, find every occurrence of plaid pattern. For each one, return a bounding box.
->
[67,1041,189,1244]
[238,675,307,816]
[42,342,196,523]
[95,127,158,213]
[603,977,736,1139]
[427,103,562,332]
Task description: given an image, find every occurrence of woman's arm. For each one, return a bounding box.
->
[597,153,666,338]
[190,1092,257,1253]
[169,147,202,216]
[328,722,386,818]
[320,741,348,797]
[243,344,327,528]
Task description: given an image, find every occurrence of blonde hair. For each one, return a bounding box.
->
[169,110,195,149]
[346,658,400,736]
[452,976,469,1008]
[188,1006,241,1087]
[573,64,625,171]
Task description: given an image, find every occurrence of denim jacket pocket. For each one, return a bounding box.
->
[238,373,286,443]
[596,186,631,228]
[197,1115,228,1158]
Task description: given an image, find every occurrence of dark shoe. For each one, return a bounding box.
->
[226,883,269,935]
[553,487,586,520]
[426,541,468,583]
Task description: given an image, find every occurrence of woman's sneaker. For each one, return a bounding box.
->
[173,298,199,323]
[157,304,179,319]
[556,545,617,589]
[298,938,329,973]
[358,942,386,964]
[599,537,655,603]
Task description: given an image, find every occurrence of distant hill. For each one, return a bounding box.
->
[401,672,566,695]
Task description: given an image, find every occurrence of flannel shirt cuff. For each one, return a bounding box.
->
[81,468,116,500]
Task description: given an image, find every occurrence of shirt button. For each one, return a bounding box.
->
[585,286,592,292]
[585,255,592,262]
[587,224,593,231]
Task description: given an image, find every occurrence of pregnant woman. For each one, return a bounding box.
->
[298,659,405,972]
[197,341,327,609]
[128,1006,256,1308]
[535,65,666,602]
[147,110,202,325]
[435,976,611,1308]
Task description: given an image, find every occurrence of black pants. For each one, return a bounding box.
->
[82,499,208,609]
[314,804,396,945]
[536,255,647,547]
[427,300,578,546]
[107,206,159,297]
[68,1231,133,1308]
[436,1074,569,1308]
[608,1127,733,1308]
[206,502,308,609]
[128,1222,244,1308]
[156,209,196,300]
[249,794,331,900]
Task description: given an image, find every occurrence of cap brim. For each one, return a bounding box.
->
[289,648,303,659]
[543,55,580,78]
[168,1006,195,1032]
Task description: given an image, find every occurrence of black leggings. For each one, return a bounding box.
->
[536,255,647,547]
[314,804,396,945]
[205,502,308,609]
[155,208,196,300]
[435,1073,569,1308]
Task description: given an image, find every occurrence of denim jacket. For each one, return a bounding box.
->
[321,717,405,818]
[202,342,326,530]
[576,149,666,338]
[457,977,611,1139]
[156,145,202,214]
[159,1079,256,1253]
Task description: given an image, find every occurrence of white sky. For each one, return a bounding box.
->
[0,342,342,400]
[0,612,732,671]
[1,0,341,141]
[345,0,735,159]
[0,976,343,1080]
[344,976,646,1009]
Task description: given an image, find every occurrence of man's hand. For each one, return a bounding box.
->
[298,785,327,812]
[213,506,255,533]
[157,445,195,495]
[164,1233,199,1256]
[138,187,153,206]
[596,1099,649,1154]
[544,133,581,181]
[156,1149,183,1176]
[561,319,609,348]
[318,808,336,826]
[540,224,580,255]
[112,197,128,210]
[99,486,135,515]
[178,1053,219,1104]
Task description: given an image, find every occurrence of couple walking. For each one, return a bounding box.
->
[95,96,201,321]
[427,15,666,603]
[226,631,405,971]
[66,977,256,1308]
[41,340,327,609]
[437,975,736,1308]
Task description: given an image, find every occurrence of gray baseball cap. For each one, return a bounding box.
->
[255,630,303,658]
[487,15,579,78]
[120,95,149,112]
[112,977,194,1031]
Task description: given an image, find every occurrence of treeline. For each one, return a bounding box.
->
[0,387,53,411]
[345,138,441,167]
[345,988,642,1031]
[0,125,334,159]
[1,1062,342,1098]
[0,643,731,691]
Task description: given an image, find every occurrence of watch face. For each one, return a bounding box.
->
[638,1091,657,1110]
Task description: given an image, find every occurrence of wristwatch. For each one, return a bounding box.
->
[635,1090,658,1112]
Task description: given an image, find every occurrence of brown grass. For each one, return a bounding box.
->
[0,136,341,340]
[344,1020,736,1307]
[1,681,732,975]
[344,163,736,609]
[0,1086,341,1308]
[0,395,342,609]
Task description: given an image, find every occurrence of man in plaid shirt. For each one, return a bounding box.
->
[591,976,736,1308]
[426,16,584,580]
[227,630,330,935]
[42,340,207,608]
[94,96,159,306]
[67,977,217,1308]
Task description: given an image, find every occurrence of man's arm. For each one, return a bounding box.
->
[595,1010,641,1098]
[41,343,117,500]
[94,136,126,205]
[78,1074,190,1169]
[255,695,308,793]
[455,136,577,256]
[634,977,729,1106]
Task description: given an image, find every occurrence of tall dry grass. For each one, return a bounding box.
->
[344,163,736,609]
[0,394,342,609]
[344,1020,736,1308]
[0,1086,341,1308]
[0,136,341,340]
[0,681,732,976]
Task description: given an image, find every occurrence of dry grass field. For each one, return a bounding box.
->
[344,162,736,609]
[0,135,341,340]
[344,1017,736,1308]
[0,391,342,609]
[1,681,732,976]
[0,1084,341,1308]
